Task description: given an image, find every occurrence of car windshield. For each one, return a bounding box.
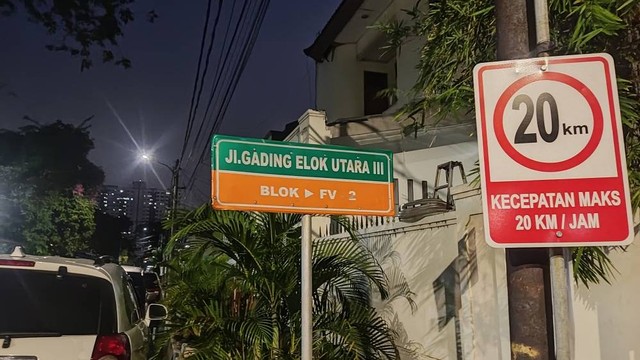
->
[0,268,117,335]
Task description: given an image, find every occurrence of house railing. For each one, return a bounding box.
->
[318,161,468,236]
[319,215,399,237]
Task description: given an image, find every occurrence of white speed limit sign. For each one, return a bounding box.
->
[473,53,633,248]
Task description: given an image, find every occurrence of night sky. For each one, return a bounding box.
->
[0,0,339,203]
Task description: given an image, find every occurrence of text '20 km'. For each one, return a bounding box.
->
[513,92,590,144]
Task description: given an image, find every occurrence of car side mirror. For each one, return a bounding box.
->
[144,303,168,326]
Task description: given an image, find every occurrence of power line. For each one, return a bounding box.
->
[212,0,270,137]
[181,0,255,174]
[183,0,271,197]
[181,0,225,163]
[187,176,211,207]
[187,0,269,178]
[183,0,252,164]
[180,0,214,163]
[181,0,262,176]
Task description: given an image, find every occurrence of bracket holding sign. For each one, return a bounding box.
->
[473,53,634,248]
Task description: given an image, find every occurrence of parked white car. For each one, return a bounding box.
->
[0,246,167,359]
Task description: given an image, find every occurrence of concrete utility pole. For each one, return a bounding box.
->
[168,158,181,239]
[494,1,554,359]
[156,158,180,278]
[495,0,530,60]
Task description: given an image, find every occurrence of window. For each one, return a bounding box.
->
[0,269,117,335]
[407,179,414,202]
[364,71,389,115]
[122,274,141,324]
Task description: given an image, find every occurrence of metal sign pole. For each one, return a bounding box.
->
[301,214,313,360]
[533,0,572,358]
[549,247,572,359]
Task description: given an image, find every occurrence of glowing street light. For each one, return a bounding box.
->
[139,152,175,175]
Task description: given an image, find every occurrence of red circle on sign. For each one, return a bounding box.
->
[493,71,604,172]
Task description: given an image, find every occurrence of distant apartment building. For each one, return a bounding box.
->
[97,181,171,230]
[97,185,134,219]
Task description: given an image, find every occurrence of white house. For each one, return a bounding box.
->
[271,0,640,359]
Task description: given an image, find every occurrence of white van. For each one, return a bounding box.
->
[0,246,167,359]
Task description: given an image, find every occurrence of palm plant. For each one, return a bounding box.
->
[155,204,408,359]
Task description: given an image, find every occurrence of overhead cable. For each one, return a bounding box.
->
[180,0,225,164]
[183,0,252,164]
[183,0,271,196]
[180,0,215,163]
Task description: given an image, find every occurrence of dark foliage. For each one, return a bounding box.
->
[0,0,156,70]
[0,119,105,194]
